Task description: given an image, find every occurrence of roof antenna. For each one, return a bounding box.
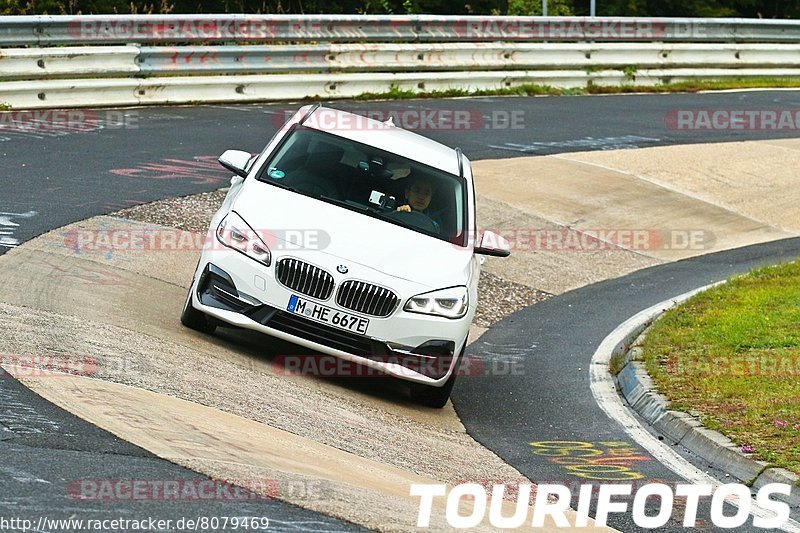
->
[384,117,395,127]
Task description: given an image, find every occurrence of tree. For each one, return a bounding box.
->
[507,0,574,16]
[507,0,575,17]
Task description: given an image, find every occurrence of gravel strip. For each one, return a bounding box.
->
[117,189,553,328]
[117,189,228,235]
[474,272,550,327]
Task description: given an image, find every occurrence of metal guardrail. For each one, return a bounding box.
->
[3,43,799,80]
[6,67,800,110]
[0,15,799,109]
[138,43,800,75]
[2,15,800,46]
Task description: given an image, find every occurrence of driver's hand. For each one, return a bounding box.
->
[396,205,411,212]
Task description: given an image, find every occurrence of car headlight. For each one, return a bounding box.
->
[404,286,469,319]
[216,212,271,267]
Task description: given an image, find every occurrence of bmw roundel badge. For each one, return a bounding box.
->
[337,265,349,274]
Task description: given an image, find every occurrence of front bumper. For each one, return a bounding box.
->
[191,256,469,385]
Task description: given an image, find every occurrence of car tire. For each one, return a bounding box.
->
[410,346,465,408]
[180,288,216,334]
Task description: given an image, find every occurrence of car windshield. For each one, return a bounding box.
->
[256,127,467,246]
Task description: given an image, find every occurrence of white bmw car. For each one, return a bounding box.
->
[181,104,509,407]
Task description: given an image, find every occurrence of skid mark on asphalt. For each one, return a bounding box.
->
[479,341,536,363]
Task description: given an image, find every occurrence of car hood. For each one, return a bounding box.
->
[233,181,473,289]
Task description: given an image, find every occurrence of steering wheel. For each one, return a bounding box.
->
[384,210,439,235]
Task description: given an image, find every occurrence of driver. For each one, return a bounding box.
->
[397,176,434,213]
[396,176,441,234]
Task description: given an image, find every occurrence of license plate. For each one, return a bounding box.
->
[287,295,369,335]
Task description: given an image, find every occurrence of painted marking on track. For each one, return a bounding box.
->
[490,135,661,153]
[529,440,650,480]
[109,156,231,185]
[0,110,138,142]
[0,210,36,248]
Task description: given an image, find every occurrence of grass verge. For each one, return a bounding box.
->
[641,260,800,476]
[353,77,800,100]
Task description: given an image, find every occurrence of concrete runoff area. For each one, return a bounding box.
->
[556,138,800,234]
[472,152,792,263]
[472,138,799,294]
[1,138,799,531]
[11,371,608,532]
[0,225,590,531]
[474,194,660,294]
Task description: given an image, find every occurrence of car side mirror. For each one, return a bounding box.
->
[218,149,252,178]
[474,230,511,257]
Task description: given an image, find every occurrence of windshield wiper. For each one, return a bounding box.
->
[258,178,299,193]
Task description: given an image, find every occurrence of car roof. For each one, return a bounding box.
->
[300,105,463,177]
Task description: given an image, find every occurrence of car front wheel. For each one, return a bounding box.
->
[180,288,217,334]
[410,347,464,408]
